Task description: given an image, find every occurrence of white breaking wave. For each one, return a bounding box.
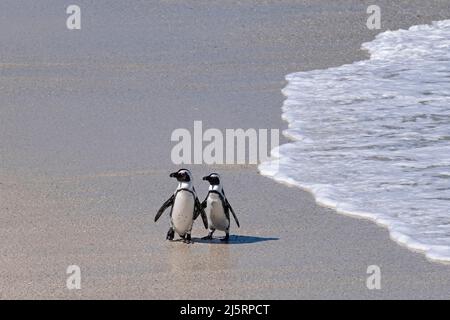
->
[260,20,450,263]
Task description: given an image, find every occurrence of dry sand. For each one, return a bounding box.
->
[1,0,450,299]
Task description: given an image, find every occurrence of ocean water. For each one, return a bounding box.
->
[259,20,450,263]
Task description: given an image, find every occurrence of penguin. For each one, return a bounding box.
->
[201,173,240,242]
[154,169,208,243]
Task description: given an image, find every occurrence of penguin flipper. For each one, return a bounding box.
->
[154,194,175,222]
[194,197,208,229]
[222,190,240,228]
[226,199,240,228]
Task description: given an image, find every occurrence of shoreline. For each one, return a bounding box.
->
[260,18,450,265]
[261,168,450,266]
[1,0,450,299]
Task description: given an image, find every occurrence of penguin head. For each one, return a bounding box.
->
[170,169,192,183]
[202,173,221,186]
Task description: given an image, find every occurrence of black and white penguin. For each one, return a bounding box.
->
[154,169,208,243]
[201,173,240,241]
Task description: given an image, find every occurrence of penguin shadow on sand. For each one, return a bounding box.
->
[192,235,279,245]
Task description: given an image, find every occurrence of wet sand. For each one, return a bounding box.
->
[1,0,450,299]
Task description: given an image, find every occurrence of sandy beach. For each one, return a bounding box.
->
[1,0,450,299]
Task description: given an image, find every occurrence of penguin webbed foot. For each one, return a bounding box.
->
[166,228,175,241]
[220,233,230,242]
[183,234,192,244]
[202,230,215,240]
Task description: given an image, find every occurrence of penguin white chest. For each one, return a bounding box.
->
[206,193,229,231]
[171,191,195,236]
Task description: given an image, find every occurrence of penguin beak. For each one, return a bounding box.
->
[202,176,210,181]
[170,172,178,178]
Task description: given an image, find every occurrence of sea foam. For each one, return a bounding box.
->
[259,20,450,263]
